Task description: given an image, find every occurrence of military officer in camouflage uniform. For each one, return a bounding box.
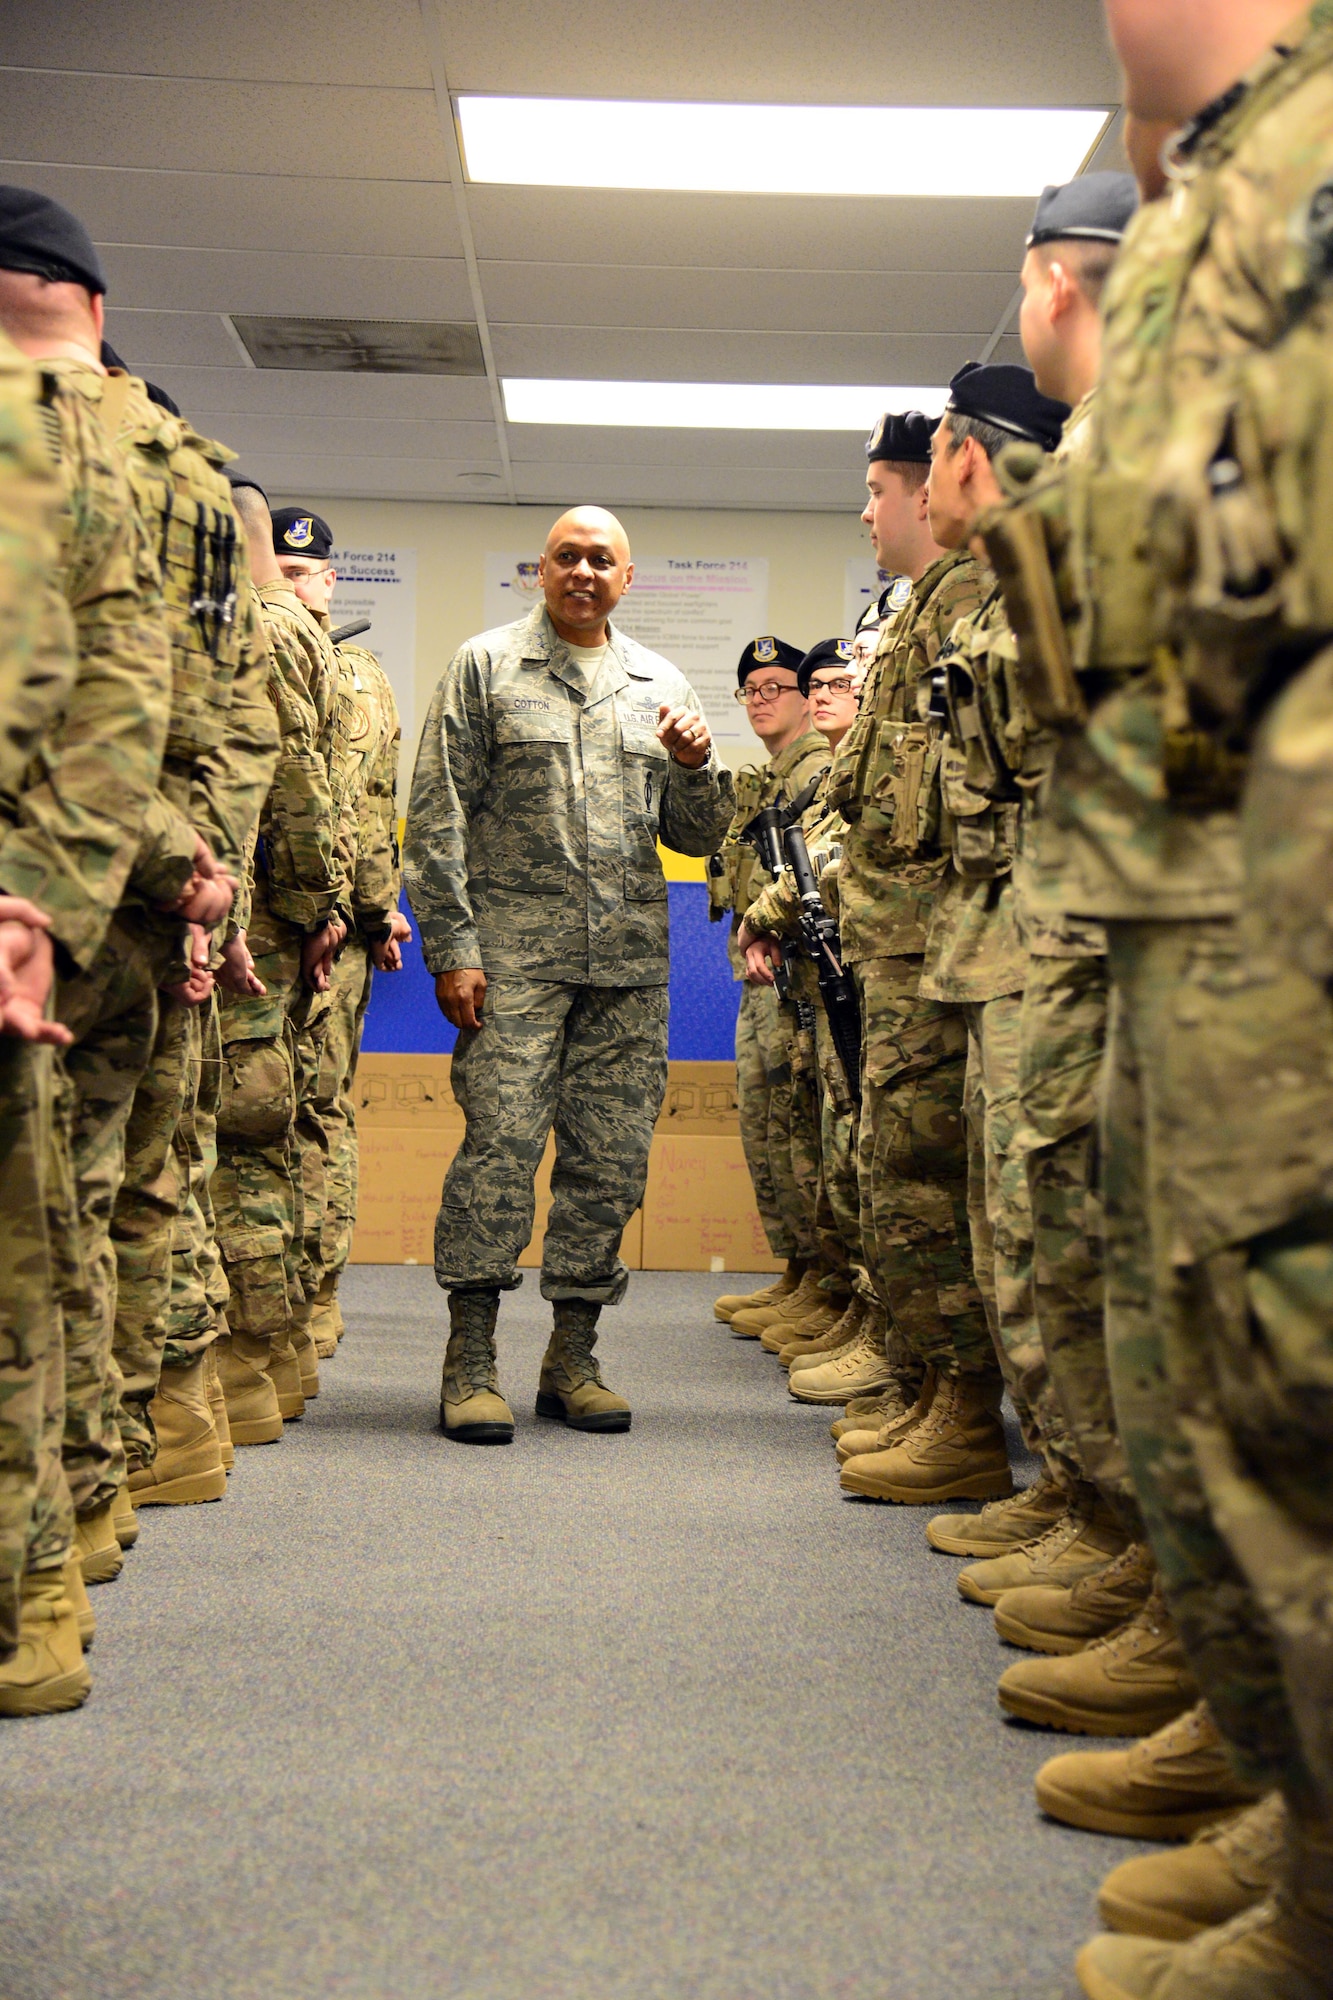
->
[0,191,179,1708]
[405,505,733,1445]
[270,511,409,1357]
[93,360,279,1512]
[708,636,830,1342]
[738,638,892,1396]
[0,326,79,1698]
[965,8,1333,1986]
[211,481,343,1445]
[810,411,995,1508]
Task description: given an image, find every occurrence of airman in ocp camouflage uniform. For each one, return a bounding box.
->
[708,636,829,1337]
[405,506,733,1446]
[0,190,178,1710]
[739,637,893,1395]
[309,637,405,1357]
[821,411,999,1511]
[211,484,343,1447]
[0,328,78,1676]
[975,15,1333,1987]
[95,365,279,1510]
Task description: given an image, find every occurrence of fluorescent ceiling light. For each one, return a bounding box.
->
[502,380,948,431]
[459,97,1110,198]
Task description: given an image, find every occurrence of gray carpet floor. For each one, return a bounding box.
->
[0,1269,1155,2000]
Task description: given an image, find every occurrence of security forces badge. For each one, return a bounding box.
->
[283,517,315,549]
[753,636,779,665]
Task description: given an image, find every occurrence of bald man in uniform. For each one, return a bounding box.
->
[405,507,734,1445]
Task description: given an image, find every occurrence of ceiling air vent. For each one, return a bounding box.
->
[229,315,485,375]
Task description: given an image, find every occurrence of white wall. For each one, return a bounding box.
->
[281,496,871,784]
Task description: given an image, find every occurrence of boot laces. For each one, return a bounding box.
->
[553,1318,604,1389]
[454,1318,498,1394]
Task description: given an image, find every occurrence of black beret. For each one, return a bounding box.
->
[797,636,857,697]
[945,362,1070,453]
[225,468,269,503]
[100,339,127,372]
[271,506,333,560]
[865,410,934,465]
[736,635,804,689]
[1028,171,1139,249]
[0,185,106,295]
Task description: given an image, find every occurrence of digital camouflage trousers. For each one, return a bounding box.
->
[435,975,669,1304]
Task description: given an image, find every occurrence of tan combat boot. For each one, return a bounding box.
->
[840,1369,1012,1505]
[205,1347,235,1472]
[112,1480,138,1549]
[1036,1701,1265,1841]
[999,1582,1198,1736]
[789,1309,894,1405]
[127,1356,228,1507]
[215,1329,284,1446]
[833,1375,922,1462]
[441,1288,514,1444]
[730,1267,823,1339]
[289,1300,319,1400]
[263,1328,306,1422]
[831,1379,905,1440]
[995,1539,1156,1655]
[1099,1793,1286,1940]
[957,1491,1128,1606]
[74,1496,123,1584]
[0,1568,91,1715]
[926,1467,1067,1556]
[63,1555,94,1649]
[1076,1808,1333,2000]
[764,1289,851,1357]
[714,1260,800,1325]
[309,1271,345,1359]
[537,1300,631,1434]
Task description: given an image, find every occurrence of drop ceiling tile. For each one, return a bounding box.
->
[437,0,1117,101]
[145,367,497,422]
[480,262,1015,335]
[103,309,244,370]
[491,325,979,385]
[506,425,875,471]
[511,460,865,510]
[0,71,447,179]
[1,0,433,85]
[0,162,464,259]
[100,246,474,320]
[466,187,1035,273]
[198,413,501,461]
[259,457,514,502]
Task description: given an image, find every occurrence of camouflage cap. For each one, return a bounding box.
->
[736,635,805,688]
[865,410,934,464]
[272,506,333,561]
[0,184,106,295]
[1027,171,1139,248]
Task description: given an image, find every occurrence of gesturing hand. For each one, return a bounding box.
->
[656,703,712,769]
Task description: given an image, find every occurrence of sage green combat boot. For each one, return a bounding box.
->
[441,1289,514,1444]
[310,1271,345,1358]
[537,1300,631,1434]
[1099,1792,1285,1940]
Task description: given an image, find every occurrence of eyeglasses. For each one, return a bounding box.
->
[735,679,801,705]
[808,676,856,697]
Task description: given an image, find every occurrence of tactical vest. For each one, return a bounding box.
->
[107,374,245,765]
